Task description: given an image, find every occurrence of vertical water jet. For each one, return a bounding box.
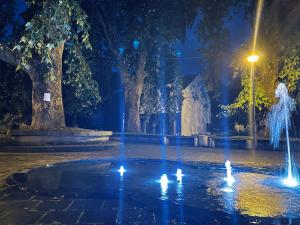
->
[268,83,299,187]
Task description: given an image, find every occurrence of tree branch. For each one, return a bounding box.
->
[96,5,119,57]
[0,43,36,80]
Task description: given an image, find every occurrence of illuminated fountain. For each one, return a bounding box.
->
[176,169,183,183]
[160,174,169,200]
[268,83,299,187]
[222,160,235,193]
[224,160,235,186]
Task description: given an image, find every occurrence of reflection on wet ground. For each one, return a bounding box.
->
[2,159,300,224]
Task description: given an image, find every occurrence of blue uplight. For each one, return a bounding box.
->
[118,166,126,176]
[160,174,169,200]
[176,169,183,183]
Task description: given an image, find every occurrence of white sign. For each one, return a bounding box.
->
[43,93,51,102]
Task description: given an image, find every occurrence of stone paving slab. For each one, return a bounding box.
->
[36,199,72,211]
[70,199,104,211]
[39,210,82,224]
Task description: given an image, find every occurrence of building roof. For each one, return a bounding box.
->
[181,74,199,89]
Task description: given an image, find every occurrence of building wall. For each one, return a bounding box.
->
[181,76,211,136]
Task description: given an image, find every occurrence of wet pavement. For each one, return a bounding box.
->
[0,144,300,224]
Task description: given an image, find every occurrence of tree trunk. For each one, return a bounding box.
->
[122,52,147,133]
[31,43,65,129]
[0,42,66,130]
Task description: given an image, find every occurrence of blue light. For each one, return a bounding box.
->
[176,51,182,57]
[160,174,169,186]
[224,160,235,186]
[176,169,183,183]
[133,40,140,49]
[160,174,169,200]
[119,47,124,55]
[118,166,126,176]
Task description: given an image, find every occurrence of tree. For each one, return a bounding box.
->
[223,0,300,118]
[0,0,100,129]
[0,0,32,125]
[84,0,199,132]
[140,46,183,133]
[0,61,31,124]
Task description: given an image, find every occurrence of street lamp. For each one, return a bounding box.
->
[247,54,259,63]
[247,53,259,149]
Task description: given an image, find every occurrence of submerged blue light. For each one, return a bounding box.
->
[118,166,126,176]
[160,174,169,200]
[176,169,183,183]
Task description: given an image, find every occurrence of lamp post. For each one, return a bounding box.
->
[247,54,259,149]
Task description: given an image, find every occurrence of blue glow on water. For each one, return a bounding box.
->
[160,174,169,200]
[117,173,124,224]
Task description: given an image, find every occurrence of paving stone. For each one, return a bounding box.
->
[36,199,72,211]
[101,199,119,210]
[0,188,32,201]
[79,210,118,224]
[39,210,82,225]
[0,209,44,225]
[70,199,103,211]
[0,199,38,212]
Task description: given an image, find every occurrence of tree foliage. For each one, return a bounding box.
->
[0,61,31,123]
[223,0,300,116]
[3,0,100,122]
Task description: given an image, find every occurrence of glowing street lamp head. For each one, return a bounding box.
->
[247,54,259,63]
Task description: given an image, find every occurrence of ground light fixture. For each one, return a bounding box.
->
[176,169,183,183]
[118,166,126,176]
